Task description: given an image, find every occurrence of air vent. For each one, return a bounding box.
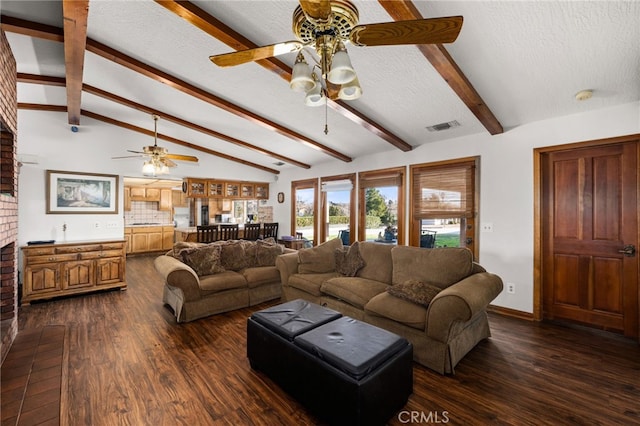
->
[273,161,285,166]
[426,120,460,132]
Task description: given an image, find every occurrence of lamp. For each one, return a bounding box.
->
[305,73,325,107]
[338,76,362,100]
[327,41,356,85]
[142,161,155,175]
[290,52,316,92]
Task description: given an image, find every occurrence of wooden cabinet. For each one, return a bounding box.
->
[124,227,132,254]
[159,189,172,211]
[255,183,269,199]
[185,178,206,197]
[129,226,165,254]
[241,183,255,198]
[129,187,161,201]
[162,226,174,250]
[208,181,225,198]
[21,240,126,305]
[225,182,240,198]
[124,187,132,211]
[172,190,188,207]
[183,178,270,200]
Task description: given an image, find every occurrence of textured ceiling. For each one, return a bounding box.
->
[3,0,639,172]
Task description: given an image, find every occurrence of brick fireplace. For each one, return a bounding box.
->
[0,28,19,363]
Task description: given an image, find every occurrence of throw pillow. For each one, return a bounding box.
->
[334,242,365,277]
[298,237,343,273]
[255,239,285,266]
[180,244,225,276]
[387,279,441,308]
[218,240,247,271]
[169,241,206,258]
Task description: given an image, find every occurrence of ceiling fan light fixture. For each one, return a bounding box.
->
[142,160,156,176]
[305,74,325,107]
[338,76,362,100]
[327,43,356,85]
[290,52,316,92]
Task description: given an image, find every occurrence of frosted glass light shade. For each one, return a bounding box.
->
[338,77,362,100]
[142,161,155,175]
[327,49,356,84]
[305,81,325,107]
[290,61,316,92]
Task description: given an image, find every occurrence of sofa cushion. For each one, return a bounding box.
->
[334,241,365,277]
[320,277,388,309]
[298,238,343,273]
[216,240,249,271]
[387,280,441,308]
[356,242,394,284]
[199,270,247,293]
[391,246,474,289]
[364,292,427,331]
[180,244,225,276]
[255,239,285,266]
[242,266,281,288]
[168,241,206,259]
[289,272,339,297]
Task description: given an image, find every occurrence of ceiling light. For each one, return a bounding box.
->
[338,77,362,101]
[327,41,356,85]
[575,89,593,101]
[305,74,325,107]
[142,161,156,176]
[290,52,316,93]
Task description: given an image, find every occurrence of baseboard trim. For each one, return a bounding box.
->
[488,305,535,321]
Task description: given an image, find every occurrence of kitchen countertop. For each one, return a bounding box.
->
[125,223,174,228]
[175,223,248,233]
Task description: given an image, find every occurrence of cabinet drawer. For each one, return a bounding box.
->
[56,244,102,254]
[23,247,55,256]
[101,243,124,251]
[27,253,80,265]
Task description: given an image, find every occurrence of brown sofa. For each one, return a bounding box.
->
[154,239,294,323]
[275,238,503,374]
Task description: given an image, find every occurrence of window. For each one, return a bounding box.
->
[232,199,258,224]
[320,174,355,244]
[410,157,478,258]
[358,167,405,245]
[291,179,318,245]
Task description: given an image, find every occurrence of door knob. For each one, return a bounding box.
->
[618,245,636,257]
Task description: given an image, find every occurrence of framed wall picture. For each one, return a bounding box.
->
[277,192,285,203]
[46,170,119,214]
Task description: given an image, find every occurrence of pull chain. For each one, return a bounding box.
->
[324,94,329,135]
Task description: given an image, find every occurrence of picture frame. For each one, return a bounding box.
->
[277,192,285,203]
[46,170,119,214]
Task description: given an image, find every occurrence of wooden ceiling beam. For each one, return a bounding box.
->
[155,0,413,152]
[0,15,64,42]
[3,15,351,163]
[378,0,503,135]
[17,102,281,174]
[61,0,89,126]
[17,72,310,169]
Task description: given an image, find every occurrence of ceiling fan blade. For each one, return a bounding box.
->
[127,149,146,154]
[210,41,304,67]
[298,0,332,22]
[165,153,199,163]
[112,155,143,159]
[161,158,177,168]
[350,16,463,47]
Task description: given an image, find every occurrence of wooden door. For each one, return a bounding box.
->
[542,141,638,339]
[63,260,95,289]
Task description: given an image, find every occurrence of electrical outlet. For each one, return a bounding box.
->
[506,283,516,294]
[481,223,494,232]
[106,222,118,229]
[94,222,101,229]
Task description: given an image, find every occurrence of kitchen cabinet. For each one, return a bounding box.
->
[208,181,225,198]
[185,178,206,198]
[183,178,270,201]
[225,182,240,198]
[159,189,172,211]
[172,190,188,207]
[255,183,269,199]
[130,226,164,254]
[21,240,126,305]
[124,187,131,211]
[241,183,255,198]
[129,187,161,201]
[124,227,132,254]
[162,226,174,250]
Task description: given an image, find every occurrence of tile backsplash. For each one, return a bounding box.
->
[125,201,171,225]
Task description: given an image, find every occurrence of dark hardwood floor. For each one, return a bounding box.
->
[5,254,640,425]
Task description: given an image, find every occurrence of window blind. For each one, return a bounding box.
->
[412,161,475,219]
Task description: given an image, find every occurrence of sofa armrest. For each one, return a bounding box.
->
[426,272,503,342]
[154,255,202,302]
[275,251,300,287]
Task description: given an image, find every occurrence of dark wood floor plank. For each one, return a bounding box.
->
[8,254,639,426]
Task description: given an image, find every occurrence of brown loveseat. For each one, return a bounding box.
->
[275,238,503,374]
[154,239,294,322]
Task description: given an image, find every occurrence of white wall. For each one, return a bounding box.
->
[16,110,275,244]
[269,101,640,313]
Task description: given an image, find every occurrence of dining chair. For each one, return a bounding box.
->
[196,225,218,243]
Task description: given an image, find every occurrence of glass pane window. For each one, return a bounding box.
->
[365,187,399,243]
[293,184,317,243]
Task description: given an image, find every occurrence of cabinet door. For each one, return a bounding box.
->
[63,260,95,289]
[159,189,172,211]
[132,234,149,253]
[130,187,145,199]
[162,227,174,250]
[124,187,132,211]
[208,181,225,198]
[124,233,132,254]
[96,257,124,285]
[255,183,269,199]
[148,232,163,251]
[145,188,161,201]
[225,182,240,197]
[241,183,255,198]
[172,190,187,207]
[24,263,60,294]
[187,179,206,197]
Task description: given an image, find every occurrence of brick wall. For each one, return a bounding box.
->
[0,28,19,363]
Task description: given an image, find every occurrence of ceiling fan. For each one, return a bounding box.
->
[209,0,463,104]
[113,114,199,176]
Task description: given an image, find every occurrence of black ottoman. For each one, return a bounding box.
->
[247,300,413,426]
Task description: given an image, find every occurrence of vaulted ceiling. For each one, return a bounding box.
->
[2,1,639,174]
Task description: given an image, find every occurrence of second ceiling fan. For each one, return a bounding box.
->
[209,0,463,104]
